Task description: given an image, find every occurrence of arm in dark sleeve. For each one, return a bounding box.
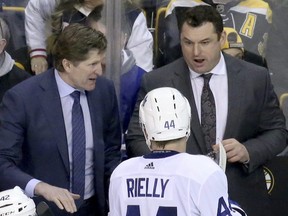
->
[125,75,151,158]
[0,89,33,191]
[244,68,288,173]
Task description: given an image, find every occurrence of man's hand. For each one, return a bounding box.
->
[34,182,80,213]
[213,138,250,163]
[31,57,48,74]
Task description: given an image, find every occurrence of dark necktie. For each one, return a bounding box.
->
[71,91,85,203]
[201,74,216,157]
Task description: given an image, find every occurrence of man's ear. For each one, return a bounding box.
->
[0,39,7,54]
[220,30,227,48]
[62,58,73,73]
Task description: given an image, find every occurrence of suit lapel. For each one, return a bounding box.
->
[224,54,244,139]
[172,59,207,154]
[38,69,70,174]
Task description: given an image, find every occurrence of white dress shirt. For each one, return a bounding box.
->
[189,53,228,144]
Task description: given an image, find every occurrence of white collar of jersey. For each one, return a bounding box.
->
[143,150,180,159]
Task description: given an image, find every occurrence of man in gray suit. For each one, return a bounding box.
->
[126,5,287,216]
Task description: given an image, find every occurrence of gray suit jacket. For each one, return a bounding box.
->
[126,53,287,216]
[0,69,122,216]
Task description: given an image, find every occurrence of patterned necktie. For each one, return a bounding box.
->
[70,91,85,203]
[201,74,216,157]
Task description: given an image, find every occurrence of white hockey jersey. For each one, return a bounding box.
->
[109,151,244,216]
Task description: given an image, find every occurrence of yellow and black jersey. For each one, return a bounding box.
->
[223,0,272,57]
[155,0,271,67]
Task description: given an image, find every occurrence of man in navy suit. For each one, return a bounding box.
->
[0,23,122,216]
[126,5,287,216]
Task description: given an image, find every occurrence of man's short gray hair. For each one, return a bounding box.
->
[0,18,10,42]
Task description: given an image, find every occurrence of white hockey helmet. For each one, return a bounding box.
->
[0,186,36,216]
[139,87,191,148]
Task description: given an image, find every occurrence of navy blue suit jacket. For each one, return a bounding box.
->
[0,69,122,216]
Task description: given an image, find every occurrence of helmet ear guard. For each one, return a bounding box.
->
[139,87,191,149]
[0,186,36,216]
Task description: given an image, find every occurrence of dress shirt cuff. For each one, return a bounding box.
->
[243,159,250,166]
[25,179,41,197]
[241,160,250,173]
[243,159,250,164]
[29,49,47,58]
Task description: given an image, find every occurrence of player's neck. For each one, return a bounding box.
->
[152,139,186,153]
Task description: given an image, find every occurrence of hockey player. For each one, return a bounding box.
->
[108,87,246,216]
[155,0,271,67]
[221,26,267,67]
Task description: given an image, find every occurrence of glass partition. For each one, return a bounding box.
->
[0,0,288,126]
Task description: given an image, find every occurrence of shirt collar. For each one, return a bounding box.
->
[54,69,83,98]
[143,150,180,159]
[189,52,226,79]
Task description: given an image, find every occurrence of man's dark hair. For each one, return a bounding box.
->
[52,23,107,71]
[179,5,224,40]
